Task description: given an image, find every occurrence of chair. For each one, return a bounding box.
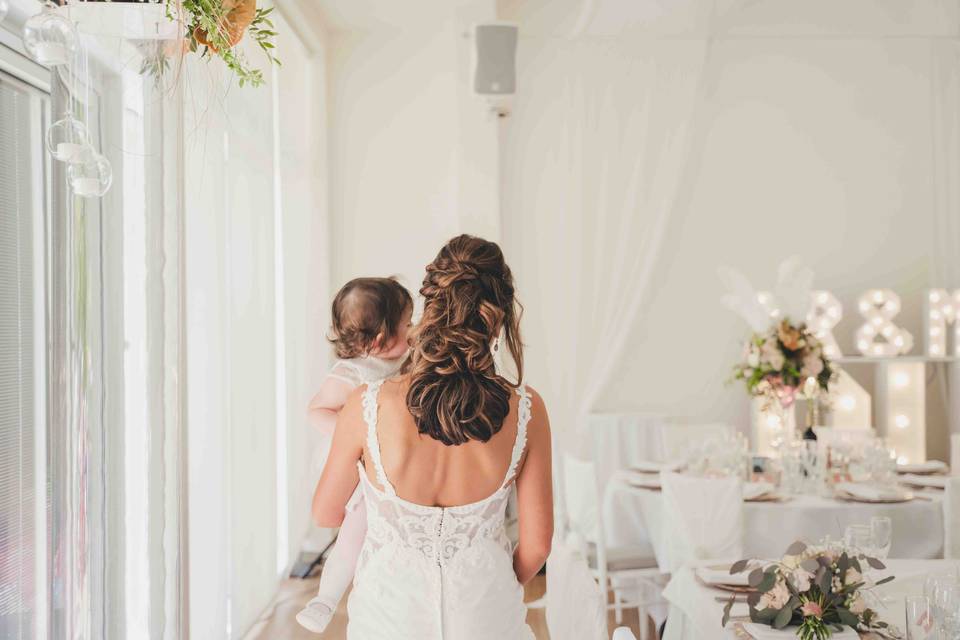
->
[657,423,733,463]
[546,538,607,640]
[945,476,960,559]
[562,453,662,639]
[612,629,638,640]
[660,472,744,572]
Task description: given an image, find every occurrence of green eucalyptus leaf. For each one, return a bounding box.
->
[773,606,793,629]
[785,541,807,556]
[729,559,751,575]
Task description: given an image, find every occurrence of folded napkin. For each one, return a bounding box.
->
[900,473,947,489]
[897,460,948,475]
[741,623,858,640]
[742,482,776,501]
[630,460,684,473]
[835,482,910,502]
[696,564,751,587]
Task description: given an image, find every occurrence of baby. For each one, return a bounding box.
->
[296,276,413,633]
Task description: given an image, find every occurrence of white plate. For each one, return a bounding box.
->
[742,482,776,501]
[897,460,948,475]
[696,564,752,587]
[622,472,662,489]
[629,460,684,474]
[900,473,947,489]
[835,482,913,503]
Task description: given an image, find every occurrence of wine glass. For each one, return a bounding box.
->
[870,516,892,559]
[934,580,960,639]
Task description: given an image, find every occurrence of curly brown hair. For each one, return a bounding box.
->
[405,235,523,446]
[329,277,413,359]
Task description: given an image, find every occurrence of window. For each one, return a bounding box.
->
[0,69,48,640]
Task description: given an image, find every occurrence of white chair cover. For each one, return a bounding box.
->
[661,472,743,572]
[945,476,960,559]
[657,423,732,463]
[612,627,639,640]
[546,539,608,640]
[563,454,602,544]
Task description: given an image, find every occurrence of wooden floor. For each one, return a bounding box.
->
[243,574,649,640]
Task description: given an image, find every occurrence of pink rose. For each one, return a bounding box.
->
[801,601,823,618]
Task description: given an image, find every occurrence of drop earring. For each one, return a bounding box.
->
[492,338,500,353]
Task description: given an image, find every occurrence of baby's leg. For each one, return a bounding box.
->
[315,505,368,606]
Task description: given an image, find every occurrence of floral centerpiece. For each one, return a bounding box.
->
[721,541,899,640]
[732,319,835,411]
[719,259,837,435]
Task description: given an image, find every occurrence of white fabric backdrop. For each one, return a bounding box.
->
[502,1,960,464]
[501,37,710,449]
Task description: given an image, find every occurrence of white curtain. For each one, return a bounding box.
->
[501,37,711,450]
[931,40,960,437]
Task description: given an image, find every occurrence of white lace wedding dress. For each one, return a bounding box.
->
[346,380,536,640]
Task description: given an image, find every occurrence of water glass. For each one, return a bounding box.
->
[844,524,873,554]
[906,596,934,640]
[933,579,960,639]
[871,516,893,559]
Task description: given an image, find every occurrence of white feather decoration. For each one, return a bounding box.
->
[717,266,772,332]
[773,256,814,324]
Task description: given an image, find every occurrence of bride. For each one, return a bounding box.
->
[312,234,553,639]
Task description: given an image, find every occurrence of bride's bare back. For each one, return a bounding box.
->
[365,378,526,507]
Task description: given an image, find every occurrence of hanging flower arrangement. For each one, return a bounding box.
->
[176,0,280,87]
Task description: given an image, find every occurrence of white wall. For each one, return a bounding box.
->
[326,1,498,297]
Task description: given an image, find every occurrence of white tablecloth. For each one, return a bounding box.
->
[662,558,959,640]
[605,482,945,568]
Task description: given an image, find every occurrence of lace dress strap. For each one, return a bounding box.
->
[501,385,532,489]
[361,380,396,496]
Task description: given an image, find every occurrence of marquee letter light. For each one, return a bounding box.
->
[926,289,960,357]
[806,290,842,359]
[855,289,913,357]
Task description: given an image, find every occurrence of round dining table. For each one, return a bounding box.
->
[604,478,945,569]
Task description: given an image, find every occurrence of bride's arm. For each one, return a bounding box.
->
[311,387,365,527]
[513,388,553,585]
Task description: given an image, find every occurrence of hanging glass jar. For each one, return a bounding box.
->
[0,0,9,25]
[67,148,112,197]
[22,1,79,66]
[46,112,90,162]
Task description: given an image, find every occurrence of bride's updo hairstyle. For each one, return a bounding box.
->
[406,235,523,446]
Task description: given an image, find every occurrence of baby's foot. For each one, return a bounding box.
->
[296,597,335,634]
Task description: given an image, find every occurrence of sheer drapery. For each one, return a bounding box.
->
[501,37,710,449]
[930,41,960,437]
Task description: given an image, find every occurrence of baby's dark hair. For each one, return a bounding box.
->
[330,277,413,359]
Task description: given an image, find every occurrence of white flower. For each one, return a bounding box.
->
[792,568,814,593]
[758,580,791,610]
[747,346,760,368]
[845,568,862,585]
[848,594,867,615]
[761,341,785,370]
[802,354,824,377]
